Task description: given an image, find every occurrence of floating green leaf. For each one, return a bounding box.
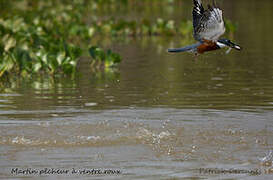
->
[89,46,121,68]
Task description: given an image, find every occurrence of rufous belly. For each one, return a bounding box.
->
[197,40,219,54]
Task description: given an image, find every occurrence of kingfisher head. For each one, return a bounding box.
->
[217,39,241,51]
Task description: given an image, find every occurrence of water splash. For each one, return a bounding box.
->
[259,150,273,167]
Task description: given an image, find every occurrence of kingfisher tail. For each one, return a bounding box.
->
[167,42,201,53]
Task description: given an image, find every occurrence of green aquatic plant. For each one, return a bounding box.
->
[92,18,236,37]
[0,16,83,77]
[89,46,122,68]
[224,19,238,39]
[178,20,194,37]
[0,1,122,79]
[91,18,178,37]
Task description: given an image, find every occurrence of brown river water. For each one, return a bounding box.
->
[0,0,273,179]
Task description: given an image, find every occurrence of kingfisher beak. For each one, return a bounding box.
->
[229,41,241,51]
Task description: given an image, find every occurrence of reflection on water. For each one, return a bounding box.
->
[1,0,273,179]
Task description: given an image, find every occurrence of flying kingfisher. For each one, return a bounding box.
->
[168,0,241,54]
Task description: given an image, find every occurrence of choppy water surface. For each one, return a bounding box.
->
[1,0,273,179]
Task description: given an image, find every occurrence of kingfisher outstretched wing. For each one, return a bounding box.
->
[193,0,225,41]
